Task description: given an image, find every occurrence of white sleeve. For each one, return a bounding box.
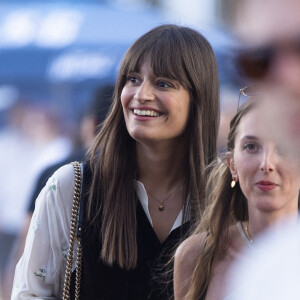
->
[11,164,76,300]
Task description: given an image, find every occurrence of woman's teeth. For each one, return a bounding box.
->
[133,109,160,117]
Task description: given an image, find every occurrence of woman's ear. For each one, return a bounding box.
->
[226,151,238,178]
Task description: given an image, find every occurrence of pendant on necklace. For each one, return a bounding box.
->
[158,204,164,211]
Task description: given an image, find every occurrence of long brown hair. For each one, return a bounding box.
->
[87,24,220,270]
[185,101,255,299]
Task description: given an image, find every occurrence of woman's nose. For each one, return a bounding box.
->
[260,148,275,173]
[134,81,155,103]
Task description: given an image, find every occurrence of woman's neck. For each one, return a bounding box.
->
[247,209,299,241]
[136,139,187,190]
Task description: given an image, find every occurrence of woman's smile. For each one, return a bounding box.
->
[131,106,163,118]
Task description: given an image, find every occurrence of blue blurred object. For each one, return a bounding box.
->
[0,2,167,119]
[0,2,238,119]
[0,3,166,82]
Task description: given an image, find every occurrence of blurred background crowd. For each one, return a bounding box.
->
[0,0,299,299]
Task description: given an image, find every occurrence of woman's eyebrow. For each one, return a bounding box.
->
[240,135,259,141]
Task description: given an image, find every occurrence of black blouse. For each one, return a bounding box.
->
[70,163,190,300]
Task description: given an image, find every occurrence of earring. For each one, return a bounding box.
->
[231,176,237,188]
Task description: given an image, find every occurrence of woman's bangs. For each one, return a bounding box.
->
[149,44,189,86]
[124,39,189,88]
[123,49,143,76]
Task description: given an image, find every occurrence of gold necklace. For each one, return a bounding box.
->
[243,221,254,245]
[237,221,254,248]
[146,180,184,211]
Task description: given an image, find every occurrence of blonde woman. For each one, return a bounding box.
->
[174,99,300,300]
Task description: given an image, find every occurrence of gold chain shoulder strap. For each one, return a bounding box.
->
[62,161,82,300]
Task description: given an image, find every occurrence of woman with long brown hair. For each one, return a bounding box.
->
[12,24,220,299]
[174,98,300,300]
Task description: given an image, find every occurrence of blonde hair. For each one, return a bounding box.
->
[185,101,254,299]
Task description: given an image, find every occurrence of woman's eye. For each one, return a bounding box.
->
[127,76,139,84]
[276,145,289,157]
[244,143,258,152]
[157,80,172,88]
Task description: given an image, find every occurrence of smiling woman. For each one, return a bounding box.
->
[121,58,191,144]
[12,24,220,300]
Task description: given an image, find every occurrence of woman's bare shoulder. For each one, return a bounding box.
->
[174,232,208,299]
[175,232,207,266]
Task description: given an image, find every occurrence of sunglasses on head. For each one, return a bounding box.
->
[235,36,300,80]
[238,85,260,110]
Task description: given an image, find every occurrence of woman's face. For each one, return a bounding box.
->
[227,108,300,214]
[121,59,191,145]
